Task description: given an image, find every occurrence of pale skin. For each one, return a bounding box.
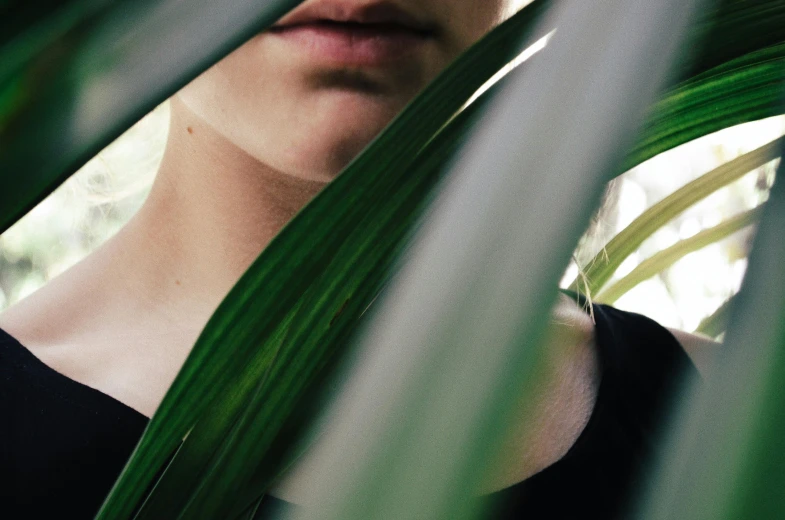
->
[0,0,717,501]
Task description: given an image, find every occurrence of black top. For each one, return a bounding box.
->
[1,303,698,519]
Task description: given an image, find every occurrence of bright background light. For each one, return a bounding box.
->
[563,116,785,333]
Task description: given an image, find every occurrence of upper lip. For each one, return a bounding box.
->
[271,1,437,34]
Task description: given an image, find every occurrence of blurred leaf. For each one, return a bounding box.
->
[0,0,109,82]
[570,138,782,296]
[597,206,762,304]
[97,5,553,519]
[0,0,784,519]
[626,42,785,172]
[134,97,495,520]
[292,1,706,519]
[637,134,785,520]
[696,296,734,337]
[3,0,785,234]
[0,0,305,233]
[681,0,785,80]
[149,3,785,513]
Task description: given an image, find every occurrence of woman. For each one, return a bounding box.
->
[0,0,715,517]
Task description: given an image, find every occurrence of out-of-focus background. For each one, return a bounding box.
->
[1,101,783,336]
[564,115,785,333]
[0,103,168,309]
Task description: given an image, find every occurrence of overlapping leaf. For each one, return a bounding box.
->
[97,4,552,518]
[571,137,783,296]
[597,207,762,304]
[638,135,785,520]
[2,0,785,519]
[0,0,306,233]
[128,8,785,517]
[294,1,707,518]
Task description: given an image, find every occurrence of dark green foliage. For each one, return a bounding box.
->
[1,0,785,518]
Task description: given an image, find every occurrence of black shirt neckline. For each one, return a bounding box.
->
[0,327,150,424]
[0,302,613,491]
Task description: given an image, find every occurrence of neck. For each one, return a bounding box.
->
[112,98,328,320]
[0,97,329,413]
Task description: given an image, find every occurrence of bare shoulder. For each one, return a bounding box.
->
[666,327,720,375]
[0,255,195,419]
[0,276,75,351]
[551,292,595,336]
[552,292,720,376]
[479,293,599,492]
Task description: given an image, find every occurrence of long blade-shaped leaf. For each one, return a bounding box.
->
[681,0,785,80]
[97,5,553,518]
[627,43,785,172]
[132,92,495,520]
[696,296,734,337]
[105,3,784,511]
[4,0,785,236]
[637,123,785,520]
[570,138,782,295]
[290,1,704,518]
[153,6,785,515]
[2,1,784,518]
[175,9,785,514]
[597,206,762,304]
[0,0,305,233]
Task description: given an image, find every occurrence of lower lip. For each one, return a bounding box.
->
[269,24,431,67]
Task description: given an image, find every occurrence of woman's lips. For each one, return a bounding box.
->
[269,21,432,67]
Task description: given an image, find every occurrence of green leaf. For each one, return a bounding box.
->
[636,136,785,520]
[294,1,706,518]
[0,0,306,233]
[681,0,785,80]
[695,295,734,337]
[134,97,492,520]
[97,4,553,519]
[569,137,782,296]
[1,0,784,519]
[626,42,785,172]
[596,206,762,304]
